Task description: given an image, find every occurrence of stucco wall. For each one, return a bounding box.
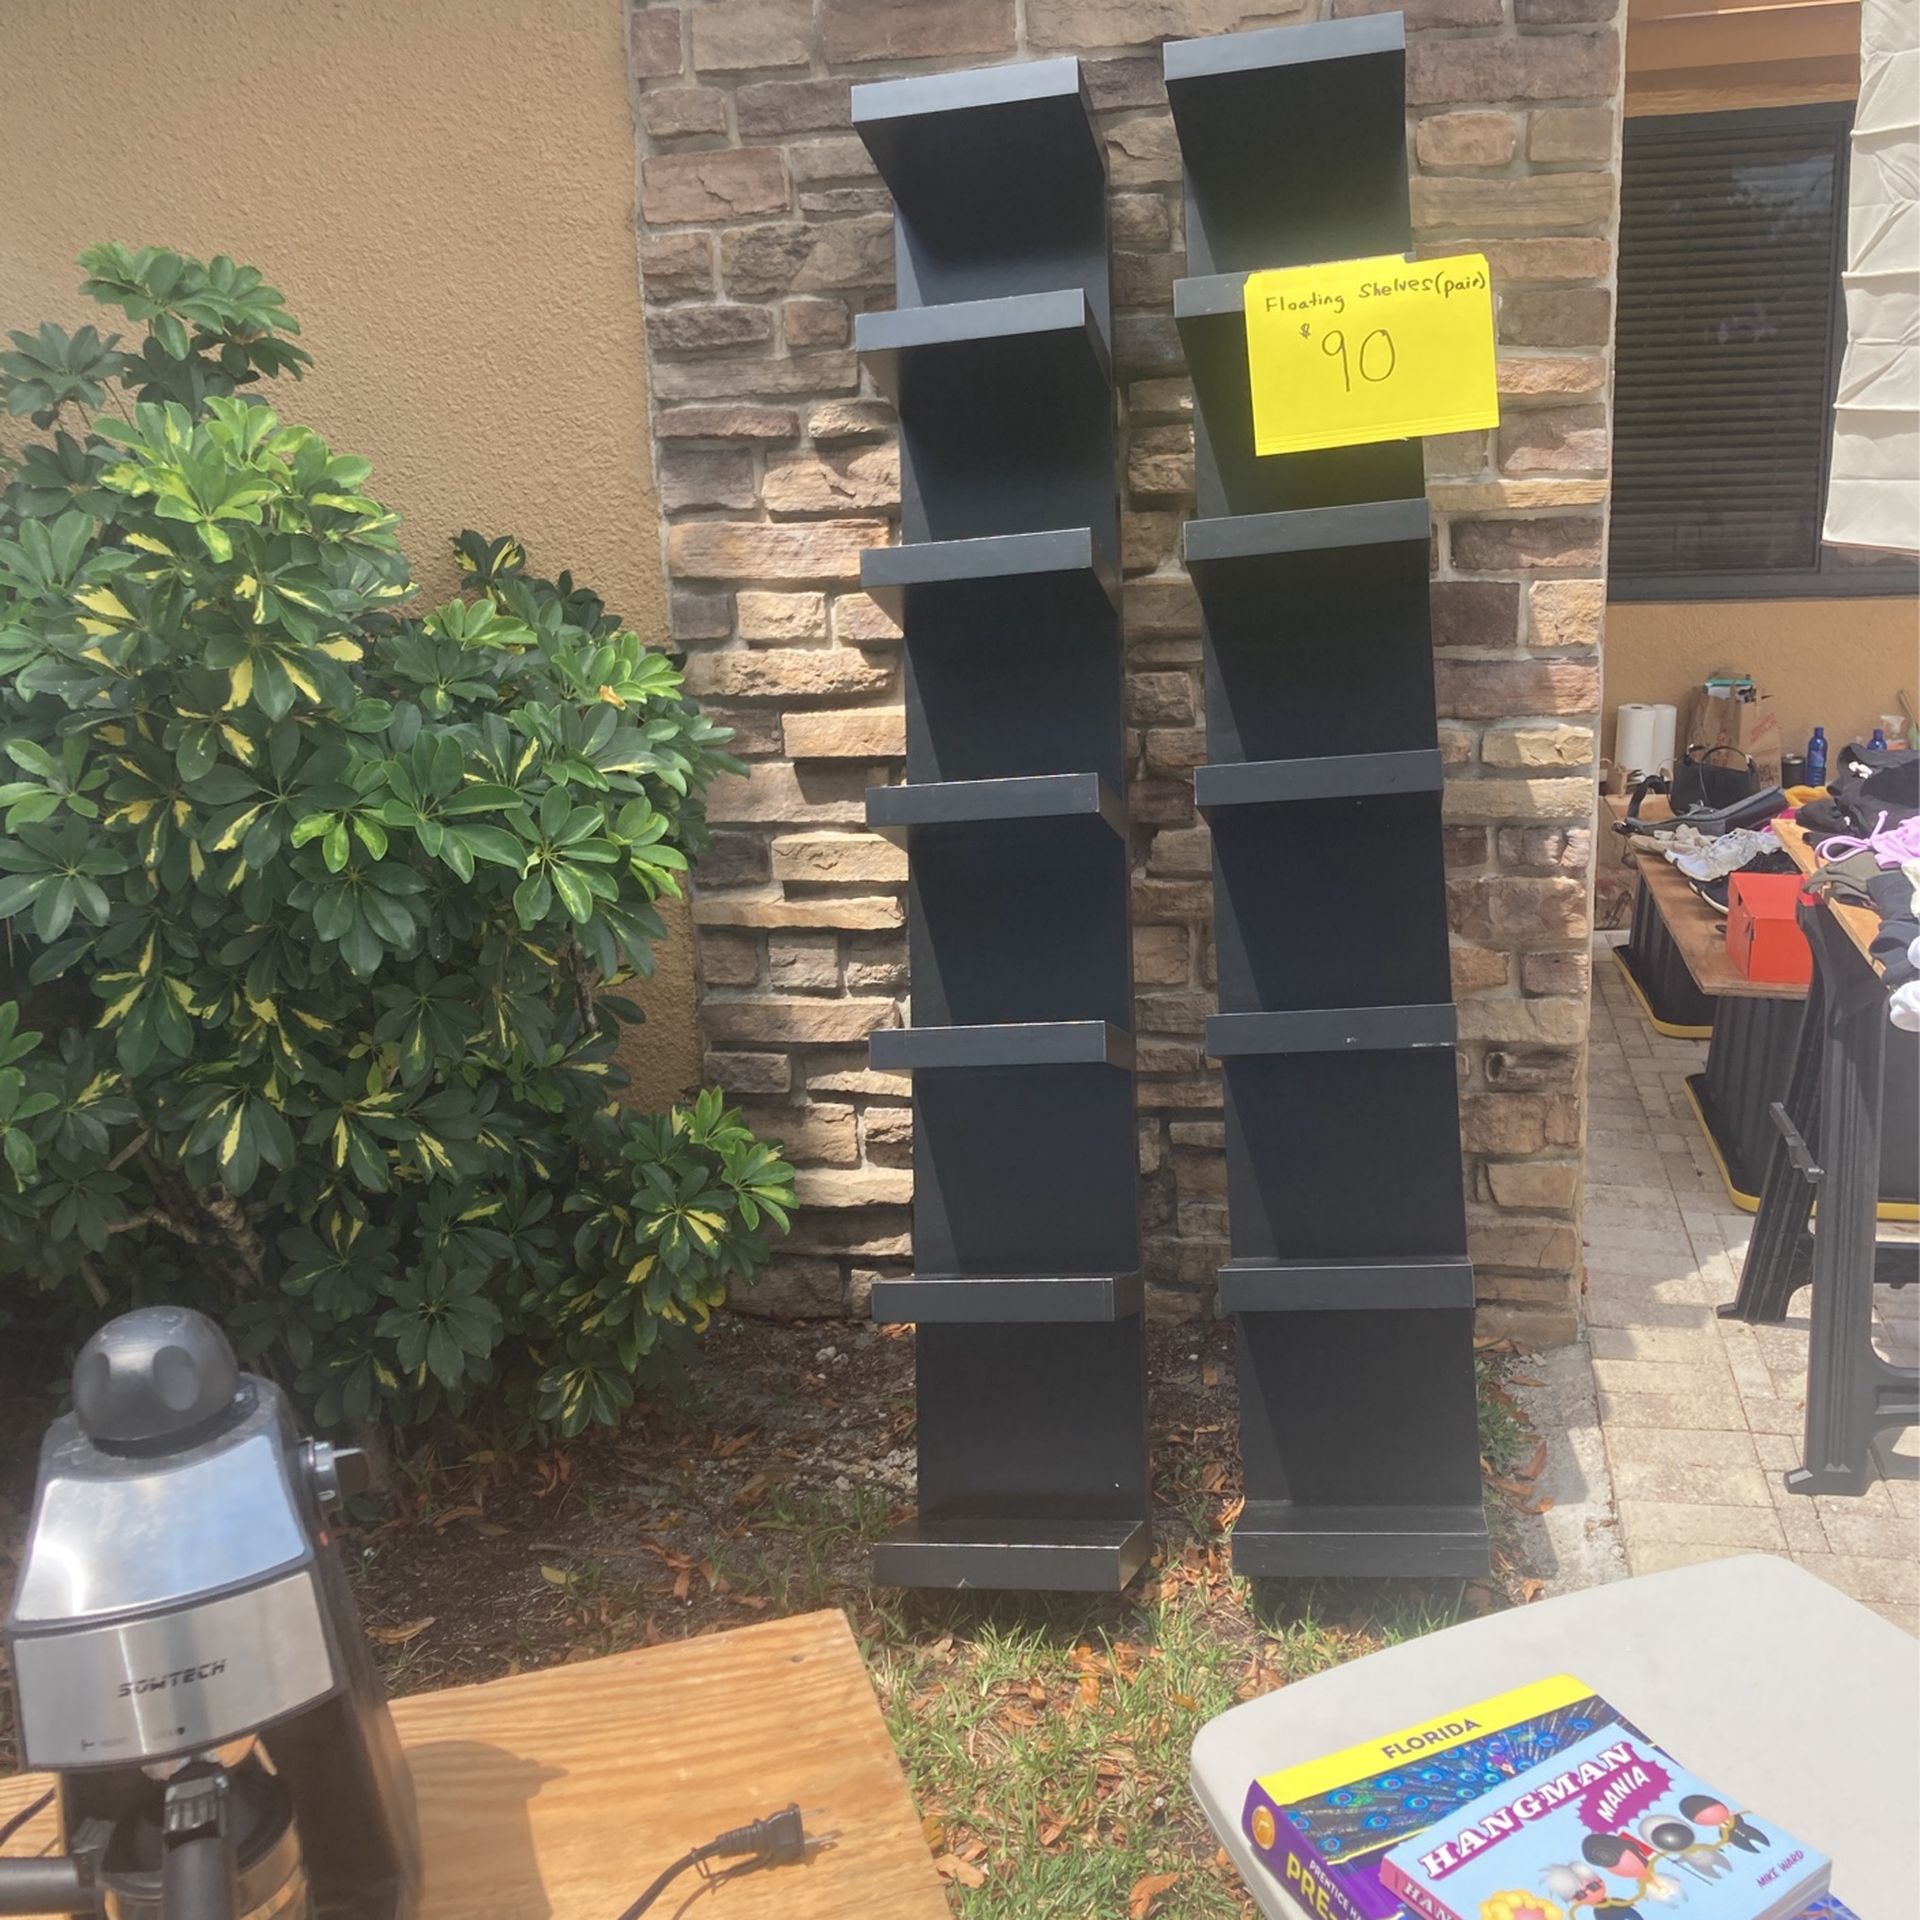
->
[1606,599,1917,758]
[1,0,701,1110]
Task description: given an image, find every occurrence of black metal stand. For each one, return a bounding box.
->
[1165,16,1488,1579]
[853,60,1151,1592]
[1721,902,1918,1495]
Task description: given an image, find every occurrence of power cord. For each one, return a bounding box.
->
[615,1804,831,1919]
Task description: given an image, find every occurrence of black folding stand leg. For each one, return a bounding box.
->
[1721,974,1823,1325]
[1784,904,1920,1496]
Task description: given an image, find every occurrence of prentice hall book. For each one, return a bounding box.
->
[1378,1722,1829,1920]
[1240,1675,1646,1920]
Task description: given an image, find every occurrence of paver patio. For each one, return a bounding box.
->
[1583,932,1919,1631]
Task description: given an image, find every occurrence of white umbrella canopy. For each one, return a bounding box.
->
[1826,0,1920,555]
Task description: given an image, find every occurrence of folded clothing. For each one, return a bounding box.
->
[1813,847,1920,986]
[1796,742,1919,839]
[1816,812,1920,870]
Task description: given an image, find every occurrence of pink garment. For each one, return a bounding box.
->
[1815,810,1920,869]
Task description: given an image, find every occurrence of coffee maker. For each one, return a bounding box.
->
[1,1306,422,1917]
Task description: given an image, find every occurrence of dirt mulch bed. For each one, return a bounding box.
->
[1,1313,1547,1773]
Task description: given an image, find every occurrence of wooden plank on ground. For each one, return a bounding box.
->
[0,1609,949,1919]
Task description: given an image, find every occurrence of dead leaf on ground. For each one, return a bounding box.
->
[366,1616,435,1645]
[1516,1576,1547,1603]
[932,1853,987,1888]
[1129,1870,1182,1917]
[1077,1671,1101,1708]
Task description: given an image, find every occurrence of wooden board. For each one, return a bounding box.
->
[1604,794,1806,1000]
[0,1610,949,1919]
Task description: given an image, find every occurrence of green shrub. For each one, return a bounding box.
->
[0,245,793,1435]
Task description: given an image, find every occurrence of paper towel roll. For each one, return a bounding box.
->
[1616,703,1676,778]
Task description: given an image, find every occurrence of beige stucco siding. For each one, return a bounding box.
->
[1606,598,1917,759]
[1,0,700,1108]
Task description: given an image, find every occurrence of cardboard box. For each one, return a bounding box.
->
[1682,682,1783,788]
[1726,872,1813,986]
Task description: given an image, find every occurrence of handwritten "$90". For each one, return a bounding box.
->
[1320,327,1397,392]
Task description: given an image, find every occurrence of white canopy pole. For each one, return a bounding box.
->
[1825,0,1920,555]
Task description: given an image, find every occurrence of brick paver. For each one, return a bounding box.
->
[1585,934,1920,1632]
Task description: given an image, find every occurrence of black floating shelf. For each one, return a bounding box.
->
[861,526,1117,626]
[855,289,1110,400]
[872,1516,1151,1593]
[1217,1257,1475,1315]
[1164,9,1402,83]
[1170,17,1486,1583]
[1183,498,1431,576]
[866,770,1125,842]
[1171,270,1251,324]
[1206,1004,1458,1058]
[1164,14,1410,279]
[872,1020,1134,1073]
[1195,749,1443,811]
[1232,1502,1490,1580]
[862,54,1146,1595]
[871,1272,1143,1324]
[853,58,1110,350]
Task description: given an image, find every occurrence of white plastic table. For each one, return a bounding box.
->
[1192,1555,1917,1920]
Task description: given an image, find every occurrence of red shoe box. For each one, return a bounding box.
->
[1726,871,1814,986]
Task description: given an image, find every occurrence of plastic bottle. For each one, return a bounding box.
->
[1870,726,1888,751]
[1806,726,1828,785]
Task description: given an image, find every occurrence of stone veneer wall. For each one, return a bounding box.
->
[627,0,1623,1345]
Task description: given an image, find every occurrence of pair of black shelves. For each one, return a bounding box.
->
[1166,17,1489,1578]
[853,17,1488,1591]
[851,60,1151,1593]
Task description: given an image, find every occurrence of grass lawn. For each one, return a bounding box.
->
[0,1318,1546,1917]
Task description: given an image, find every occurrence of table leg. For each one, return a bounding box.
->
[1787,905,1920,1496]
[1721,970,1824,1326]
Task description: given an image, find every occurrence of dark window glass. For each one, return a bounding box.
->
[1610,104,1915,600]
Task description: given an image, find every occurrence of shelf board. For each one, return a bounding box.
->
[1183,499,1431,581]
[871,1020,1134,1073]
[874,1516,1151,1592]
[1207,1003,1458,1058]
[853,55,1096,177]
[1164,11,1403,86]
[866,770,1124,843]
[856,288,1109,400]
[1232,1500,1488,1580]
[1217,1256,1474,1314]
[871,1273,1143,1325]
[1196,749,1443,811]
[1171,270,1251,325]
[860,526,1117,626]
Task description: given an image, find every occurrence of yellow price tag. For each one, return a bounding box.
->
[1243,252,1499,458]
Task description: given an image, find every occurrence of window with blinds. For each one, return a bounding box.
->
[1610,104,1914,600]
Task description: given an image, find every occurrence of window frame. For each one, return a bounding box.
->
[1608,101,1919,605]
